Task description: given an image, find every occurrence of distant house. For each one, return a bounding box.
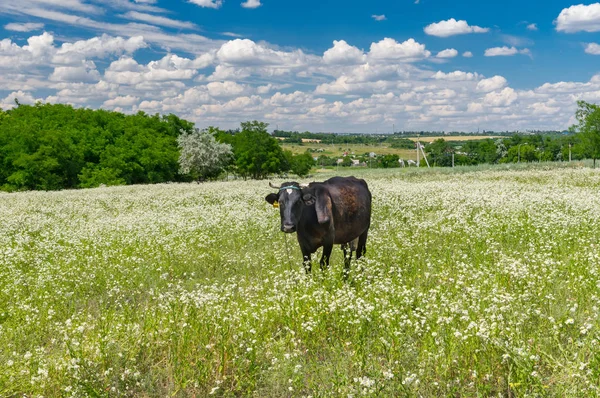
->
[302,138,322,143]
[369,152,376,158]
[351,159,360,166]
[337,158,344,164]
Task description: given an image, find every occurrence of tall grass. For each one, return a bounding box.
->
[1,164,600,396]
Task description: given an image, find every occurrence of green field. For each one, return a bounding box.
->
[2,164,600,396]
[280,136,499,161]
[281,143,417,160]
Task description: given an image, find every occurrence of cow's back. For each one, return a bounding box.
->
[320,177,371,244]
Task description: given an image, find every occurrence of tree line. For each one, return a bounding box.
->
[1,101,599,191]
[0,104,312,191]
[423,101,600,167]
[0,103,194,191]
[179,121,314,181]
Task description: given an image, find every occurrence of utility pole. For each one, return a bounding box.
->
[415,136,429,168]
[569,143,572,162]
[420,143,430,168]
[416,139,420,166]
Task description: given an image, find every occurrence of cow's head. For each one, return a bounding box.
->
[265,182,330,233]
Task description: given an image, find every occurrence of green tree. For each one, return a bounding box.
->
[233,121,285,179]
[573,100,600,167]
[503,144,538,163]
[379,154,400,168]
[0,103,191,191]
[177,127,233,181]
[341,156,352,167]
[290,152,314,177]
[426,139,453,167]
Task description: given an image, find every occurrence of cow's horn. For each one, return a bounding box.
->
[269,182,279,189]
[300,183,309,188]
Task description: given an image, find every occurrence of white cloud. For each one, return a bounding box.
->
[108,57,144,72]
[483,87,518,107]
[0,90,41,109]
[103,95,140,108]
[530,101,560,115]
[0,0,104,26]
[555,3,600,33]
[484,46,530,56]
[536,81,592,94]
[314,73,402,96]
[188,0,223,9]
[0,32,55,70]
[208,65,252,81]
[527,23,538,31]
[0,2,219,54]
[462,51,473,58]
[49,63,101,83]
[47,81,119,105]
[432,71,478,81]
[585,43,600,55]
[501,34,534,47]
[217,39,308,67]
[267,91,320,107]
[436,48,458,58]
[3,30,600,132]
[120,11,197,29]
[466,102,484,114]
[424,18,489,37]
[104,53,210,86]
[476,76,507,92]
[4,22,45,32]
[372,14,386,21]
[241,0,261,8]
[207,81,249,97]
[368,38,430,61]
[221,32,243,38]
[148,53,214,70]
[24,31,55,58]
[323,40,365,65]
[53,34,146,64]
[102,0,166,12]
[256,83,291,94]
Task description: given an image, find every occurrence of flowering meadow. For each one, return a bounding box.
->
[1,165,600,397]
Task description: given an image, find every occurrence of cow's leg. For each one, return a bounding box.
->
[299,239,313,274]
[320,242,333,271]
[302,253,312,273]
[356,230,368,259]
[341,243,353,278]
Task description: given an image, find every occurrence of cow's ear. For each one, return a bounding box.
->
[265,193,278,204]
[302,193,316,206]
[315,192,332,224]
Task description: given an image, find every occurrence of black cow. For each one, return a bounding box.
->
[265,176,371,274]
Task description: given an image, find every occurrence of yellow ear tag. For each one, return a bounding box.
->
[273,201,279,208]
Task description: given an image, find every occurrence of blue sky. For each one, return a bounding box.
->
[0,0,599,132]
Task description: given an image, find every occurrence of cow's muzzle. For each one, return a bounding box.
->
[282,223,296,233]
